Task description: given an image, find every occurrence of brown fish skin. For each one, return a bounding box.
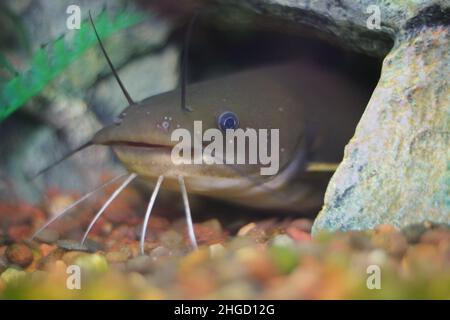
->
[93,61,368,212]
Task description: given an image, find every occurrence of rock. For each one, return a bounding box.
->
[0,256,8,273]
[290,219,313,233]
[345,231,373,251]
[109,262,128,273]
[402,223,431,244]
[52,260,68,274]
[84,239,105,252]
[372,229,408,258]
[269,234,296,248]
[223,0,399,57]
[56,239,103,252]
[179,249,210,275]
[159,230,183,248]
[309,4,450,234]
[108,225,137,241]
[35,229,59,244]
[62,251,89,265]
[57,239,89,252]
[375,224,399,234]
[367,249,389,266]
[267,235,299,274]
[202,219,223,233]
[39,243,56,257]
[269,244,299,275]
[237,222,267,243]
[126,255,154,274]
[5,243,34,268]
[286,227,312,242]
[0,203,41,225]
[209,244,226,258]
[403,243,442,272]
[214,282,257,300]
[73,254,108,274]
[149,246,172,260]
[8,225,31,242]
[420,229,450,246]
[401,221,447,244]
[192,223,226,245]
[23,238,40,251]
[237,222,256,237]
[127,272,150,291]
[36,248,65,270]
[106,251,131,263]
[0,268,27,285]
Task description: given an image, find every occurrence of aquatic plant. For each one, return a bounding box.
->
[0,9,145,122]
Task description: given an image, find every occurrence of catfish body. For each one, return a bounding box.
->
[93,61,367,212]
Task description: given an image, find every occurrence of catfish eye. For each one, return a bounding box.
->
[218,111,239,131]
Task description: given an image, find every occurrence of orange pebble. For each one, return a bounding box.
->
[286,227,311,242]
[40,243,56,257]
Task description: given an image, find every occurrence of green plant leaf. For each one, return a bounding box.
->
[0,9,146,122]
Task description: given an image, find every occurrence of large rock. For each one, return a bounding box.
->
[314,24,449,232]
[222,0,449,232]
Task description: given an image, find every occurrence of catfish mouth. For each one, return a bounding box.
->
[105,140,212,151]
[105,140,173,150]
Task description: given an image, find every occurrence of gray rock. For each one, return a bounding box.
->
[346,232,373,251]
[269,234,296,248]
[159,229,183,248]
[313,20,450,233]
[401,221,447,244]
[106,250,131,263]
[149,246,172,260]
[35,229,60,244]
[402,224,429,244]
[126,255,155,273]
[84,239,105,252]
[57,239,89,252]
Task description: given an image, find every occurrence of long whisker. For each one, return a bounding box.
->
[89,11,134,106]
[80,173,138,246]
[139,175,164,255]
[178,175,198,250]
[29,141,93,180]
[180,10,200,112]
[31,172,128,240]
